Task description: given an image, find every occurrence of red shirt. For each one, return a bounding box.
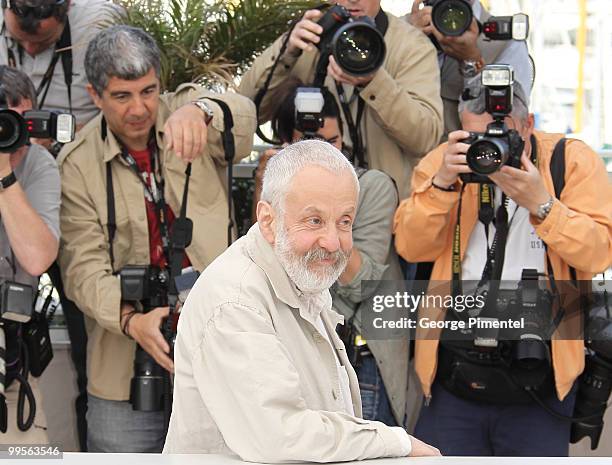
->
[129,147,191,269]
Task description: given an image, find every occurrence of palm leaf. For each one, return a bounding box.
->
[110,0,319,91]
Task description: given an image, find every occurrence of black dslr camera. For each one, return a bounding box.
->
[316,4,386,76]
[424,0,529,40]
[460,65,525,184]
[571,278,612,450]
[120,265,169,412]
[0,109,75,154]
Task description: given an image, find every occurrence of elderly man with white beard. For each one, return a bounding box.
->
[163,139,440,462]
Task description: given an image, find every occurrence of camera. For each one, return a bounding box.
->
[316,4,386,76]
[460,65,525,184]
[425,0,473,37]
[424,0,529,41]
[0,109,75,153]
[120,265,198,411]
[571,279,611,450]
[294,87,324,138]
[120,265,169,411]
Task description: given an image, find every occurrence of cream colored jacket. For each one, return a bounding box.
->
[163,225,412,462]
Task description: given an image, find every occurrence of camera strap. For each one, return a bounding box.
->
[4,19,73,112]
[205,97,236,247]
[334,81,366,168]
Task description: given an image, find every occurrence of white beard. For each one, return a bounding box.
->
[274,219,350,295]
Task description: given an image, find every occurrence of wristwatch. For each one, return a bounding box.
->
[536,196,555,220]
[461,56,485,79]
[191,99,214,125]
[0,171,17,191]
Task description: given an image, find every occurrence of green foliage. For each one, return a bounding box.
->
[111,0,318,91]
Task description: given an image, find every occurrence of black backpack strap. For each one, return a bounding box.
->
[106,162,116,271]
[548,137,577,282]
[549,138,567,200]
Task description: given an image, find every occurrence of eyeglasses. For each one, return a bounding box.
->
[4,0,66,20]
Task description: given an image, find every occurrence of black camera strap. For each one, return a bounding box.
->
[334,81,366,168]
[205,98,236,247]
[4,19,73,112]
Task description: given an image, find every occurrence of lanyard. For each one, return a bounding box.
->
[120,142,171,264]
[3,19,73,112]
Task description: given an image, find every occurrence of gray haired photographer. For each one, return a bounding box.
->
[0,65,74,441]
[394,65,612,456]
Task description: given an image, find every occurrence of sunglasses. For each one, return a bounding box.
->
[3,0,65,20]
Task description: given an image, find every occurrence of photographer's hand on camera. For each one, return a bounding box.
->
[163,103,209,163]
[432,18,482,63]
[489,152,552,217]
[432,130,472,188]
[327,55,375,87]
[121,304,174,373]
[408,1,434,35]
[287,9,323,55]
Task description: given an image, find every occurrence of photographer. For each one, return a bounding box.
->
[407,0,532,138]
[0,65,60,442]
[393,75,612,455]
[1,0,118,450]
[57,25,256,452]
[239,0,443,200]
[252,81,407,427]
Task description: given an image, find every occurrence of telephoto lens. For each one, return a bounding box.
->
[0,110,27,153]
[430,0,473,37]
[317,4,386,76]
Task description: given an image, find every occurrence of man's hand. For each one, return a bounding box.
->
[127,306,174,373]
[431,17,482,62]
[288,9,323,55]
[409,435,442,456]
[408,1,434,35]
[489,152,551,216]
[433,130,472,188]
[163,103,209,163]
[327,55,376,87]
[0,151,11,177]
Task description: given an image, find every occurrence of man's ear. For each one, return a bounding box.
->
[86,84,103,110]
[256,201,277,245]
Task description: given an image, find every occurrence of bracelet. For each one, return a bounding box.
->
[121,310,138,339]
[431,179,456,192]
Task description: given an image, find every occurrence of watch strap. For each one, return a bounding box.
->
[0,171,17,191]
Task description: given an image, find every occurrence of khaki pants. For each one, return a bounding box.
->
[1,376,49,445]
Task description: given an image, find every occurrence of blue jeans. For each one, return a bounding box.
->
[414,381,577,456]
[87,394,166,452]
[356,355,397,426]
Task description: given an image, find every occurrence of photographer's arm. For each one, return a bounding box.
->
[0,150,59,276]
[394,142,462,263]
[238,10,323,124]
[357,30,444,157]
[336,171,396,299]
[493,143,612,274]
[58,155,123,335]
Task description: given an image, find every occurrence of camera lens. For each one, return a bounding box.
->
[0,110,27,153]
[332,21,386,76]
[432,0,473,37]
[466,139,508,175]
